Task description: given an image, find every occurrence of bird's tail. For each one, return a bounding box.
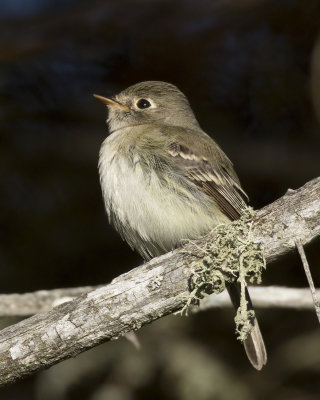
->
[227,283,267,370]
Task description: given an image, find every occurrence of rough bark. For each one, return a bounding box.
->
[0,177,319,387]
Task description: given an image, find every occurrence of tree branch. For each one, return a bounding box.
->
[0,286,318,317]
[0,286,99,317]
[197,286,320,310]
[0,177,319,386]
[296,240,320,323]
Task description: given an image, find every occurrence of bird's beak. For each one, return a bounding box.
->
[93,94,130,110]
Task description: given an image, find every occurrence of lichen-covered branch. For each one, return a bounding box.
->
[0,177,319,387]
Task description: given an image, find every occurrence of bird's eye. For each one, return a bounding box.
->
[136,99,151,109]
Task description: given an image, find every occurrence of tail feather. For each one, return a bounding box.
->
[227,283,267,370]
[243,317,267,370]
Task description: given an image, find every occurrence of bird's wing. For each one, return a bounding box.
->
[167,141,249,220]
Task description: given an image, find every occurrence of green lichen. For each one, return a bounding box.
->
[180,207,266,342]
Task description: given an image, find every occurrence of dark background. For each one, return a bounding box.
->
[1,0,320,399]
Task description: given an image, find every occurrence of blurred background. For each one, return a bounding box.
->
[1,0,320,398]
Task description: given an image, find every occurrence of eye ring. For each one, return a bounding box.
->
[136,99,151,109]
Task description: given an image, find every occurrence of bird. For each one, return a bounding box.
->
[94,80,267,370]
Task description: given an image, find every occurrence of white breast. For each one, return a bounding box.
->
[99,129,228,258]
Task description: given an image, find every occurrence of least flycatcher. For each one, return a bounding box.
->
[94,81,267,370]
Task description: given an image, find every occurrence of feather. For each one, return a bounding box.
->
[167,142,248,219]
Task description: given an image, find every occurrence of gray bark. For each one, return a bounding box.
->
[0,177,319,387]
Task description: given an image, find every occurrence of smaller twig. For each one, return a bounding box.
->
[196,286,320,310]
[0,286,319,318]
[296,240,320,324]
[0,286,99,317]
[124,332,141,350]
